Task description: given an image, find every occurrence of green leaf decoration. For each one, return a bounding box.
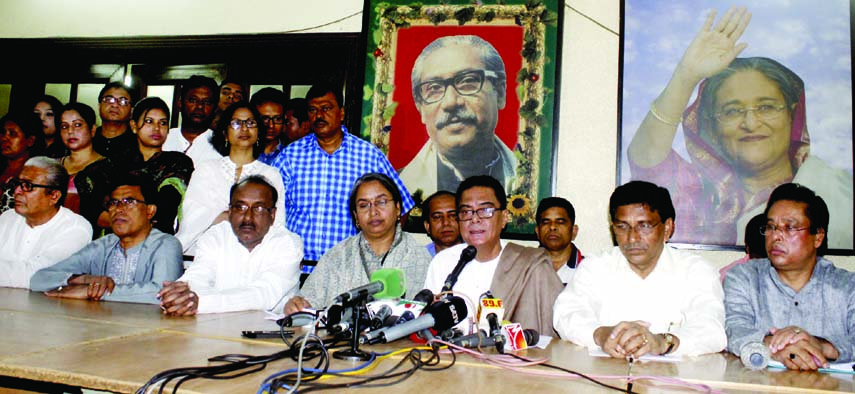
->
[363,85,373,100]
[381,83,395,94]
[453,7,475,25]
[382,101,399,121]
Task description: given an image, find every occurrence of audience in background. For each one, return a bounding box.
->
[719,213,767,282]
[535,197,584,285]
[58,102,112,236]
[283,97,311,144]
[123,97,194,235]
[176,102,284,257]
[1,111,45,213]
[163,75,221,165]
[93,82,138,158]
[210,79,246,130]
[159,176,302,315]
[421,190,462,257]
[33,95,66,158]
[30,175,183,303]
[250,87,288,164]
[0,157,91,288]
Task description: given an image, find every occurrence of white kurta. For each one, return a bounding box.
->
[178,222,303,314]
[163,128,221,166]
[553,245,726,357]
[176,156,286,255]
[0,207,92,288]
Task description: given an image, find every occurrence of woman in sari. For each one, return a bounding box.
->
[627,7,852,249]
[0,111,45,212]
[33,95,66,158]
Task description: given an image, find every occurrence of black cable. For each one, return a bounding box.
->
[507,353,637,394]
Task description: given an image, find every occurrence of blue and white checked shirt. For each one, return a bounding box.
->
[270,129,414,261]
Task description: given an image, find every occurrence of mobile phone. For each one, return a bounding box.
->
[241,330,294,339]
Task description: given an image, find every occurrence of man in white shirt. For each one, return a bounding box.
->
[423,175,562,336]
[0,157,92,288]
[162,75,221,165]
[159,175,303,315]
[553,181,725,358]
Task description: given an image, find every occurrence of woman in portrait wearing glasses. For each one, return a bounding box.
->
[283,172,431,314]
[0,111,46,213]
[119,97,194,235]
[58,102,112,237]
[627,7,853,249]
[176,101,285,258]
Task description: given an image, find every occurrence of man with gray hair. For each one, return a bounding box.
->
[400,35,517,197]
[0,157,92,288]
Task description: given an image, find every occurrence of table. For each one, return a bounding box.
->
[0,288,852,393]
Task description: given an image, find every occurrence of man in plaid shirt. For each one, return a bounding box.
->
[270,84,413,285]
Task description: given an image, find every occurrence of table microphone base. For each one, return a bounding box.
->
[333,348,372,361]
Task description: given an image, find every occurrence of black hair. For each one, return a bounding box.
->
[211,102,264,159]
[285,97,309,124]
[421,190,456,222]
[609,181,675,223]
[132,97,171,127]
[180,75,219,100]
[455,175,507,210]
[230,175,278,206]
[112,173,158,207]
[305,83,343,109]
[348,172,403,228]
[250,87,287,108]
[0,110,46,156]
[61,102,97,131]
[744,213,768,259]
[536,196,576,225]
[764,183,829,255]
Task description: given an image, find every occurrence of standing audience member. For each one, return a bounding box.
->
[33,95,66,158]
[719,213,767,282]
[535,197,584,285]
[1,111,45,213]
[163,75,221,165]
[58,102,112,236]
[0,157,92,288]
[124,97,194,235]
[285,173,430,313]
[421,190,462,257]
[160,176,302,315]
[283,98,311,144]
[93,82,138,158]
[554,181,726,358]
[210,79,246,131]
[250,88,287,164]
[176,102,285,257]
[725,183,854,369]
[30,175,183,304]
[423,175,562,335]
[271,83,413,280]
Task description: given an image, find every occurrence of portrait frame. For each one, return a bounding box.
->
[618,0,855,254]
[359,0,565,239]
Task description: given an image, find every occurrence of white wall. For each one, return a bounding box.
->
[2,0,852,271]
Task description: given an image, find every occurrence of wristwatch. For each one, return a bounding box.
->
[659,333,675,355]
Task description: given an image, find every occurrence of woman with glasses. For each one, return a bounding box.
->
[176,102,285,258]
[119,97,194,235]
[58,102,112,236]
[1,111,46,213]
[33,95,67,158]
[284,172,431,314]
[627,7,852,248]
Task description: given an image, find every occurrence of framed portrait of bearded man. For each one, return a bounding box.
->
[359,0,565,238]
[618,0,854,253]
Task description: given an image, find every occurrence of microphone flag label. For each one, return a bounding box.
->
[502,323,528,351]
[478,297,504,332]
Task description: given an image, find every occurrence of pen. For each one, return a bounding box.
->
[626,355,634,393]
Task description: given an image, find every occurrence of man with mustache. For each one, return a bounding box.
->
[163,75,221,165]
[535,197,584,285]
[30,175,183,303]
[92,82,138,158]
[724,183,855,370]
[270,83,413,285]
[158,176,302,315]
[400,35,518,197]
[554,181,726,358]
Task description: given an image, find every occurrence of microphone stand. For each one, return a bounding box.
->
[332,299,372,361]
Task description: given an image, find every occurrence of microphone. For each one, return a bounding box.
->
[370,305,393,330]
[441,245,477,292]
[740,342,771,370]
[412,289,435,305]
[452,328,539,349]
[360,296,467,345]
[332,268,405,305]
[487,312,505,353]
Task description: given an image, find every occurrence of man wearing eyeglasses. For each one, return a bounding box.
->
[158,176,302,315]
[423,175,562,335]
[93,82,138,158]
[250,88,288,164]
[554,181,726,358]
[400,35,517,198]
[30,175,183,304]
[163,75,222,165]
[0,157,92,289]
[725,183,855,369]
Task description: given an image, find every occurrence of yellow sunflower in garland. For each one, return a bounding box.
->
[506,194,531,217]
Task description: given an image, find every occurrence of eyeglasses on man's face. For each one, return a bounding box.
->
[104,197,146,211]
[229,119,258,130]
[457,207,501,221]
[8,178,60,193]
[101,96,131,107]
[612,221,661,236]
[229,204,274,215]
[714,103,788,125]
[416,69,500,105]
[261,116,285,125]
[760,223,810,238]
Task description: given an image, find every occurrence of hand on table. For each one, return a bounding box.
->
[594,321,664,359]
[283,296,312,315]
[158,281,199,316]
[66,274,115,300]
